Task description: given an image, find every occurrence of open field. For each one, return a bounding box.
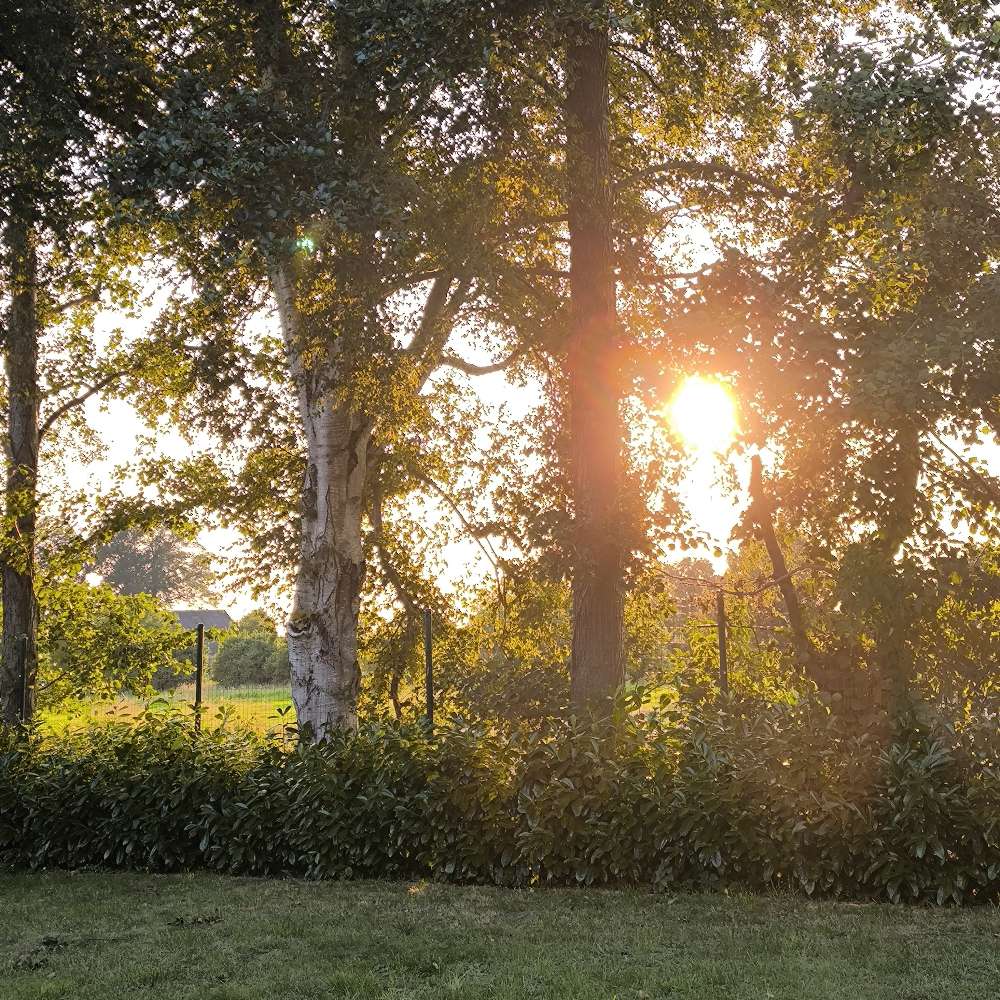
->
[1,872,998,999]
[38,682,295,736]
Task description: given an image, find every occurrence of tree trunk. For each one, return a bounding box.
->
[288,396,370,737]
[1,216,40,726]
[746,455,815,668]
[271,264,371,738]
[564,13,626,711]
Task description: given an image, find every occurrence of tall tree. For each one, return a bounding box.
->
[0,0,158,723]
[480,1,859,710]
[687,9,1000,706]
[563,6,625,708]
[2,209,40,723]
[92,526,218,603]
[126,1,536,736]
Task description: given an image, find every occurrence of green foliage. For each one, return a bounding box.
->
[36,580,188,704]
[425,572,679,725]
[2,703,997,904]
[698,14,1000,699]
[211,636,288,688]
[433,577,572,726]
[211,612,288,688]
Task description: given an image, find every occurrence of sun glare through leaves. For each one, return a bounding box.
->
[668,376,738,455]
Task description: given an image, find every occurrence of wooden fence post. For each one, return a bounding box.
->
[716,591,729,695]
[194,623,205,733]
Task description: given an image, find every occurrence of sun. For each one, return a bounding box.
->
[668,375,738,454]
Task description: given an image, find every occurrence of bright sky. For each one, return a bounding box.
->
[72,283,999,621]
[69,298,746,618]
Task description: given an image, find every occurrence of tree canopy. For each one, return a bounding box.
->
[2,0,998,731]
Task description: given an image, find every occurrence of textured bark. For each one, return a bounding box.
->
[1,216,40,725]
[251,0,467,735]
[564,14,626,711]
[746,455,815,670]
[271,263,370,738]
[875,424,922,712]
[245,0,368,738]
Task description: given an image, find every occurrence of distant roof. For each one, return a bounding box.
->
[173,609,234,631]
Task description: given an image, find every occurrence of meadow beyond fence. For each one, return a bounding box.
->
[37,620,297,738]
[39,680,296,737]
[3,702,999,905]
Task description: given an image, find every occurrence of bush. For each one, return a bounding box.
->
[151,651,195,691]
[212,636,288,687]
[1,702,997,903]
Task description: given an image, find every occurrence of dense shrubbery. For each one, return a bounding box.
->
[212,635,289,687]
[1,701,998,903]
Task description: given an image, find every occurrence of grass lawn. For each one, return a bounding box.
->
[1,873,997,999]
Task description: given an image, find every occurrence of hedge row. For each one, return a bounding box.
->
[1,702,998,904]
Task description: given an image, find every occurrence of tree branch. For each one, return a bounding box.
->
[617,158,792,199]
[409,467,502,576]
[38,370,127,441]
[745,453,816,667]
[613,48,673,103]
[439,343,526,376]
[517,264,706,285]
[409,273,474,389]
[930,430,1000,506]
[51,289,101,316]
[406,272,458,361]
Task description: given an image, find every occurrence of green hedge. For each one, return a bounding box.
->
[1,702,998,903]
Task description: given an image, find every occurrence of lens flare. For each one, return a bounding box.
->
[668,376,738,454]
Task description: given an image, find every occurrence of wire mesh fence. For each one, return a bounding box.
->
[26,576,901,737]
[68,680,297,736]
[25,621,296,738]
[175,624,295,735]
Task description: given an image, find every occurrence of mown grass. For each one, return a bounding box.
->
[1,872,997,999]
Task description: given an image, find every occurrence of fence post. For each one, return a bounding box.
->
[716,590,729,695]
[194,623,205,733]
[17,633,29,725]
[422,608,434,729]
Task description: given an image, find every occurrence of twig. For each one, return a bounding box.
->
[617,158,792,200]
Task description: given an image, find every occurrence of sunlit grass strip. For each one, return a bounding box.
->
[3,873,999,999]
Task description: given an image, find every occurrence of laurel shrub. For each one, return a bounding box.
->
[1,701,997,903]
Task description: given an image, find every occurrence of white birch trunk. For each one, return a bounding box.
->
[271,263,371,738]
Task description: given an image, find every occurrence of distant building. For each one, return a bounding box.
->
[172,609,234,632]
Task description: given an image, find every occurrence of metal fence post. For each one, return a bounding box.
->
[716,591,729,695]
[17,633,29,725]
[194,623,205,733]
[422,609,434,729]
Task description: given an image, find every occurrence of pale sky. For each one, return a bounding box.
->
[67,294,745,619]
[69,274,999,621]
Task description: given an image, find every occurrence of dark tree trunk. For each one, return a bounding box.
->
[747,455,815,668]
[2,216,40,725]
[564,13,626,711]
[875,424,921,714]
